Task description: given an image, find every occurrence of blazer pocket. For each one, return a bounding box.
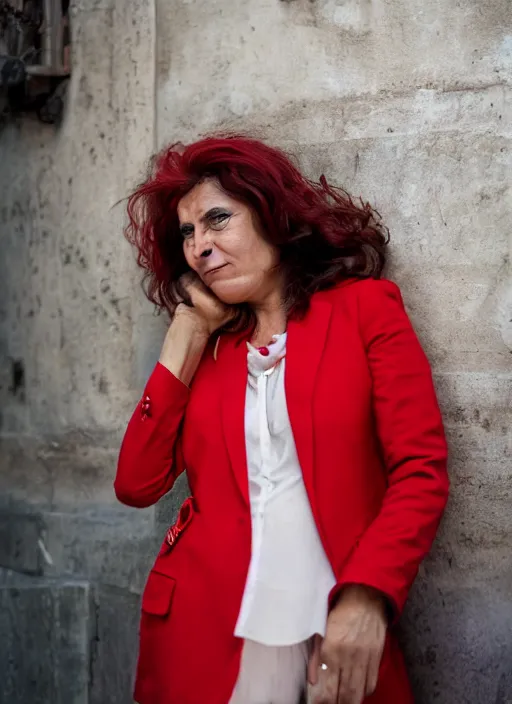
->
[141,570,176,616]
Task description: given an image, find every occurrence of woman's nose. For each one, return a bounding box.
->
[192,231,212,260]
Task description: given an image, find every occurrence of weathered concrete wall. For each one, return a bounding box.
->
[0,0,164,702]
[1,0,511,702]
[155,0,512,701]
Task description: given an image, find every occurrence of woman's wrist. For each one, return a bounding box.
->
[332,584,388,620]
[159,311,210,386]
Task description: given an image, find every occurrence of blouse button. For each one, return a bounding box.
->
[258,346,270,357]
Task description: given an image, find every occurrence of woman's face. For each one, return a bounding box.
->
[178,179,280,305]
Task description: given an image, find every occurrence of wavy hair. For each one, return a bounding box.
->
[125,135,389,331]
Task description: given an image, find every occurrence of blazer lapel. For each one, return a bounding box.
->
[285,296,332,502]
[218,334,250,506]
[218,291,334,508]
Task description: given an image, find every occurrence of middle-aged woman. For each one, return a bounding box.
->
[114,135,449,704]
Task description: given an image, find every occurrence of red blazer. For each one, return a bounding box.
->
[115,277,449,704]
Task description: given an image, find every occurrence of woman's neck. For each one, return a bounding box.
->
[250,290,287,347]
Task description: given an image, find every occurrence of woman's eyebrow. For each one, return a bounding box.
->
[179,207,230,233]
[201,206,229,221]
[179,222,194,234]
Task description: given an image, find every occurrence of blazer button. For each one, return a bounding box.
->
[141,395,151,420]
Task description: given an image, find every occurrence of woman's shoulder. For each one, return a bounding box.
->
[319,276,402,305]
[317,277,409,340]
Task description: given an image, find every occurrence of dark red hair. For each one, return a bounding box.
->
[125,135,389,330]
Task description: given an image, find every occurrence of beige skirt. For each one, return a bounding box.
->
[229,639,320,704]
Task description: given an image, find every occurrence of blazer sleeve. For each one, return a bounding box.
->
[114,362,189,508]
[330,278,449,619]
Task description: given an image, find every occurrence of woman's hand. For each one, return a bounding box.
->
[174,271,236,337]
[308,585,388,704]
[159,273,236,385]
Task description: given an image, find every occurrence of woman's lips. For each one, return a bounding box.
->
[203,263,228,278]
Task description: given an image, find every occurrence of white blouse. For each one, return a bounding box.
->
[234,333,336,646]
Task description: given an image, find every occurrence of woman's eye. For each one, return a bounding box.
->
[181,227,194,240]
[210,213,230,229]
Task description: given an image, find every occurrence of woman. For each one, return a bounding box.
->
[115,135,449,704]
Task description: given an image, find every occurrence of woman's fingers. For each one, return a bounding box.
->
[174,271,236,334]
[309,650,374,704]
[314,642,367,704]
[364,642,383,696]
[307,635,322,686]
[337,652,368,704]
[310,661,340,704]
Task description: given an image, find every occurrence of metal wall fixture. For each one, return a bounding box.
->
[0,0,70,124]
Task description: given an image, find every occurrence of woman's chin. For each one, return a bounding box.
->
[209,281,249,306]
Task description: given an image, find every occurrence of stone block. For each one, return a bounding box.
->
[0,576,91,704]
[0,438,54,509]
[431,371,512,576]
[0,512,43,575]
[156,0,511,140]
[89,585,141,704]
[401,574,512,704]
[0,434,131,512]
[43,508,158,594]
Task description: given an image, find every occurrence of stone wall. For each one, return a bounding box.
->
[1,0,511,702]
[0,1,166,702]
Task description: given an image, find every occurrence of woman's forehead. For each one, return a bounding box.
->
[177,179,236,221]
